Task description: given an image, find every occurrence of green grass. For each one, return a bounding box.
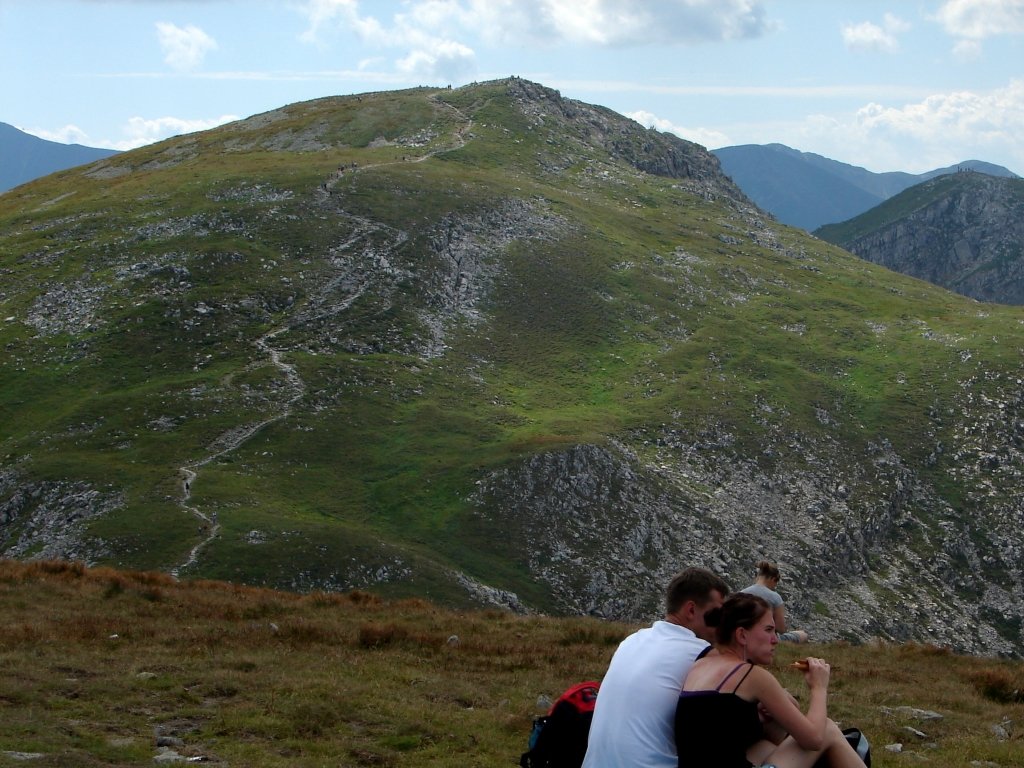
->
[0,560,1023,767]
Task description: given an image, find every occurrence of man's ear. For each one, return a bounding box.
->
[681,599,699,621]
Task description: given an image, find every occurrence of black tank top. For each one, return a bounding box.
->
[675,663,762,767]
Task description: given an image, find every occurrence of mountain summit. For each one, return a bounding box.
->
[2,79,1024,655]
[816,171,1024,305]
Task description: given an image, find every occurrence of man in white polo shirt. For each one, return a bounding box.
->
[582,567,729,768]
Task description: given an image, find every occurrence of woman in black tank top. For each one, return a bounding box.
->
[675,593,867,768]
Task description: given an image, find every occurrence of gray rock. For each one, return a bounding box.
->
[882,706,944,721]
[153,747,187,763]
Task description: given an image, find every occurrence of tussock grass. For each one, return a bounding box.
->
[969,666,1024,704]
[0,560,1023,767]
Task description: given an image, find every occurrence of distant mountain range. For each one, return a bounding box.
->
[0,122,119,193]
[712,142,1019,231]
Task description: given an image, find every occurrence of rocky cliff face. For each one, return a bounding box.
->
[470,398,1024,658]
[821,173,1024,304]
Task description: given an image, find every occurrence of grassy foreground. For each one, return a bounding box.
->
[0,560,1022,767]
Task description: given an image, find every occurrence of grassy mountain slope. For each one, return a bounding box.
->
[2,80,1024,654]
[1,560,1023,767]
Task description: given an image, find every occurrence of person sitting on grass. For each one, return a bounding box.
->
[741,560,808,643]
[675,592,866,768]
[582,567,730,768]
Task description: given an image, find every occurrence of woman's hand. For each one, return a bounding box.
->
[802,657,830,690]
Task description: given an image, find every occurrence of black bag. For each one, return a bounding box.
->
[812,727,870,767]
[519,681,600,768]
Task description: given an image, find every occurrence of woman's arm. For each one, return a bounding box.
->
[773,603,787,634]
[747,661,829,750]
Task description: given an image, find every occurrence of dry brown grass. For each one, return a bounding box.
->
[0,559,1022,767]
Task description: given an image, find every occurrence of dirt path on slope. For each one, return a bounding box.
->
[170,328,305,578]
[170,95,475,578]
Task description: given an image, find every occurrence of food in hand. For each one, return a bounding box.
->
[789,659,810,671]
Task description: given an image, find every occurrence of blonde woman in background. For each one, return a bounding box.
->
[741,560,808,643]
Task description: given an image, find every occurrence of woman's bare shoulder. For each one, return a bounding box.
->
[684,658,758,692]
[742,663,787,694]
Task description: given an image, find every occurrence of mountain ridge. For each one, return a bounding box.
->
[0,121,119,193]
[712,141,1018,230]
[2,79,1024,655]
[815,171,1024,304]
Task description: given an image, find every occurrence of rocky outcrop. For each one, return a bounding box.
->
[821,173,1024,304]
[504,77,745,202]
[470,430,1024,657]
[0,469,120,563]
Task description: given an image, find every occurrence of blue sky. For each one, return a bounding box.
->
[2,0,1022,174]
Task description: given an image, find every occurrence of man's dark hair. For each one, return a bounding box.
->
[665,567,730,614]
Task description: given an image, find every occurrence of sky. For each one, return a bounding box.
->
[1,0,1023,175]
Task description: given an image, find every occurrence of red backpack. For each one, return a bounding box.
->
[520,681,600,768]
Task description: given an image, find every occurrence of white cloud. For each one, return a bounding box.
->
[156,22,217,71]
[299,0,352,42]
[30,124,94,146]
[856,80,1024,145]
[932,0,1024,39]
[626,109,730,149]
[298,0,477,80]
[296,0,777,81]
[114,114,238,151]
[24,114,239,152]
[778,79,1024,173]
[470,0,777,46]
[952,38,984,59]
[396,39,476,81]
[841,13,909,53]
[299,0,385,45]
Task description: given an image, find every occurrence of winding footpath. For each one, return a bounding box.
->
[170,93,476,578]
[170,329,306,578]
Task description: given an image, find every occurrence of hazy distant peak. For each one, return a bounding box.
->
[1,121,119,193]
